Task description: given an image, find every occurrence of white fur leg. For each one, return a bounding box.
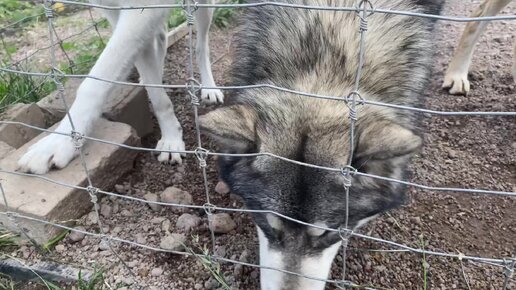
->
[135,25,185,165]
[196,0,224,104]
[17,8,169,174]
[443,0,512,95]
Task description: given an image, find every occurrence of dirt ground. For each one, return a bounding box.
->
[11,1,516,289]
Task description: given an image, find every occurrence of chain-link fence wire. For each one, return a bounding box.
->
[0,0,515,289]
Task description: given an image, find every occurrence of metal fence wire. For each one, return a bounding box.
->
[0,0,515,289]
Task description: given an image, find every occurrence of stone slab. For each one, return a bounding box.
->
[0,103,56,148]
[0,118,140,244]
[0,141,14,160]
[37,80,153,137]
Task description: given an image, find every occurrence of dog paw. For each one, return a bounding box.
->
[201,88,224,104]
[155,137,186,165]
[442,73,470,95]
[17,134,78,174]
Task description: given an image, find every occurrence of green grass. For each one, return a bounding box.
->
[0,65,57,113]
[419,234,428,290]
[167,0,244,29]
[183,235,231,290]
[0,0,45,29]
[0,228,18,250]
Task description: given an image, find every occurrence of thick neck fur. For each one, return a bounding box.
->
[231,0,442,129]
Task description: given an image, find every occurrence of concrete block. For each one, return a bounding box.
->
[102,86,154,138]
[0,141,14,160]
[37,79,153,137]
[36,78,82,119]
[0,118,140,244]
[0,103,56,148]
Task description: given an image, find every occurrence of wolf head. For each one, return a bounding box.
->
[200,95,422,290]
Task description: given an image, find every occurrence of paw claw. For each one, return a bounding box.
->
[443,72,470,95]
[155,137,186,165]
[201,89,224,104]
[17,135,78,174]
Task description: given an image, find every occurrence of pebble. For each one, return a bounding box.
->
[55,244,66,253]
[159,233,186,251]
[160,187,192,212]
[98,240,110,251]
[112,202,120,214]
[151,217,166,224]
[100,204,112,218]
[68,227,86,243]
[210,213,237,234]
[162,219,172,232]
[151,267,163,277]
[86,211,98,225]
[135,234,146,245]
[121,209,133,217]
[143,193,161,211]
[194,283,203,290]
[215,181,230,194]
[176,213,201,232]
[112,226,122,234]
[114,184,125,193]
[127,260,138,268]
[447,148,458,159]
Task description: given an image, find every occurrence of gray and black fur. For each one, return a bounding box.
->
[200,0,443,288]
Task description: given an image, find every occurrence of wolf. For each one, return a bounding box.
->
[200,0,443,289]
[443,0,516,95]
[17,0,223,174]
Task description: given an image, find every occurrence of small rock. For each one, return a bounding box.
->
[234,264,244,279]
[215,181,230,194]
[215,245,226,258]
[151,217,166,224]
[250,270,259,279]
[135,234,146,245]
[210,213,236,234]
[100,204,112,218]
[447,149,458,159]
[68,227,86,243]
[162,219,172,232]
[55,244,66,253]
[98,240,110,251]
[121,209,133,217]
[160,234,186,251]
[176,213,201,232]
[127,260,138,268]
[114,184,125,194]
[239,249,250,263]
[160,187,192,212]
[112,202,120,214]
[112,226,122,234]
[86,212,98,225]
[151,267,163,277]
[194,283,203,290]
[143,193,161,211]
[122,277,133,285]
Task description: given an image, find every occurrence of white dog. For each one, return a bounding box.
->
[443,0,516,95]
[18,0,223,174]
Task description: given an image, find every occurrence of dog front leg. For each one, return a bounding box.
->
[196,0,224,104]
[442,0,513,95]
[18,9,167,174]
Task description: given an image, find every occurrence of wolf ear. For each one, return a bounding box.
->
[356,121,422,160]
[199,105,257,152]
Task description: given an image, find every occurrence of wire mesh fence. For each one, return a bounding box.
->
[0,0,515,289]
